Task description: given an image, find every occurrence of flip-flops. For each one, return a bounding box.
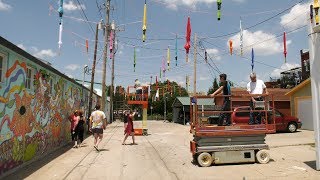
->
[94,145,99,151]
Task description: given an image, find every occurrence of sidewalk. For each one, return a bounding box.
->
[4,121,320,180]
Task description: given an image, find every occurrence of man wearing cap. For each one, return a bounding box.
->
[210,74,231,126]
[247,72,268,125]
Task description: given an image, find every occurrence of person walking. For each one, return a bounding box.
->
[89,104,107,151]
[122,110,137,145]
[247,72,268,125]
[76,110,85,147]
[210,74,231,126]
[68,110,79,148]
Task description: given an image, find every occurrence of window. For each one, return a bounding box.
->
[0,54,7,83]
[25,67,33,89]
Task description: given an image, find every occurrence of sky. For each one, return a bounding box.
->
[0,0,312,96]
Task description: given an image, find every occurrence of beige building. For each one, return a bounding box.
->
[285,78,312,130]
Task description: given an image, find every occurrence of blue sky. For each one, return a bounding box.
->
[0,0,311,95]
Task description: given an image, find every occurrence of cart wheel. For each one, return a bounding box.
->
[256,150,270,164]
[197,152,213,167]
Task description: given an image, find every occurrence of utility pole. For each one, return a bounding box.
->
[101,0,111,115]
[308,3,320,170]
[193,33,197,126]
[193,33,197,96]
[110,21,116,123]
[88,23,99,125]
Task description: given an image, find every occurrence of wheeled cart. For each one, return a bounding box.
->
[189,95,276,167]
[190,135,270,167]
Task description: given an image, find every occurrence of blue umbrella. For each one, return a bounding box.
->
[251,48,254,72]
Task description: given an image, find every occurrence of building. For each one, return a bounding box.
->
[171,97,216,124]
[285,78,312,130]
[0,36,108,177]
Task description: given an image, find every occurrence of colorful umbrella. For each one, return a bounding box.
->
[251,48,254,72]
[229,40,233,55]
[283,32,287,63]
[58,0,64,53]
[184,17,191,62]
[217,0,222,20]
[142,0,147,42]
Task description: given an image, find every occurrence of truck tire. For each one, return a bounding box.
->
[197,152,213,167]
[256,150,270,164]
[287,122,297,133]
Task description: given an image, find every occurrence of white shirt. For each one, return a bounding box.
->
[247,79,266,94]
[91,110,106,129]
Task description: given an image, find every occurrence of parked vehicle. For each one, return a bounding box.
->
[231,106,302,133]
[208,106,302,133]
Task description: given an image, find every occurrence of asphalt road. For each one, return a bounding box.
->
[3,121,320,180]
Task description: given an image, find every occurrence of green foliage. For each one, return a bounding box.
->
[207,77,219,95]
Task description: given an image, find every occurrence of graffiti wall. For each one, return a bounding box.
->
[0,38,100,176]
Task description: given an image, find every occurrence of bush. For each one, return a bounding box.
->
[148,114,164,121]
[166,112,173,122]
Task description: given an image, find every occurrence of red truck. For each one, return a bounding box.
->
[231,106,302,133]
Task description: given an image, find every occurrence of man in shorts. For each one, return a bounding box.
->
[89,104,107,151]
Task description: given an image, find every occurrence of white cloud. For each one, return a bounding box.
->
[161,0,215,10]
[199,76,209,81]
[17,44,26,51]
[206,48,221,60]
[94,88,102,96]
[0,0,11,11]
[33,49,57,59]
[229,30,292,56]
[65,64,80,71]
[232,0,246,3]
[270,63,300,78]
[280,3,309,30]
[63,1,86,12]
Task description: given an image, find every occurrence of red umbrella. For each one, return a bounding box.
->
[283,32,287,63]
[184,16,191,62]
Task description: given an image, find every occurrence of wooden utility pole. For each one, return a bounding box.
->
[110,23,116,122]
[88,23,99,121]
[193,33,197,126]
[193,33,197,96]
[101,0,111,114]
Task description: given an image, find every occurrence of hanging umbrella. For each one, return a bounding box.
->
[175,34,178,66]
[251,48,254,72]
[283,32,287,63]
[58,0,64,53]
[229,40,233,55]
[217,0,222,20]
[167,46,170,70]
[142,0,147,42]
[134,46,136,72]
[184,17,191,62]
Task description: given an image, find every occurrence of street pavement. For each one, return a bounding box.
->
[3,121,320,180]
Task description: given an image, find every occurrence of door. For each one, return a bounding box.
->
[296,97,313,130]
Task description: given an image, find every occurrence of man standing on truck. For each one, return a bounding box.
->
[247,72,268,125]
[210,74,231,126]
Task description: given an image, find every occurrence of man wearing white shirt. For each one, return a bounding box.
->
[247,72,268,125]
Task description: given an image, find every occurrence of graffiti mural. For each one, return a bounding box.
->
[0,40,101,176]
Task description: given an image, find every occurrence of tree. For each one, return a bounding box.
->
[207,78,219,95]
[148,80,188,116]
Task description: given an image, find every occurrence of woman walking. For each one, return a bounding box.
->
[76,110,85,147]
[122,110,137,145]
[69,110,79,148]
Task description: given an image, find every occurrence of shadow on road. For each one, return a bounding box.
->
[3,143,74,180]
[304,160,317,170]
